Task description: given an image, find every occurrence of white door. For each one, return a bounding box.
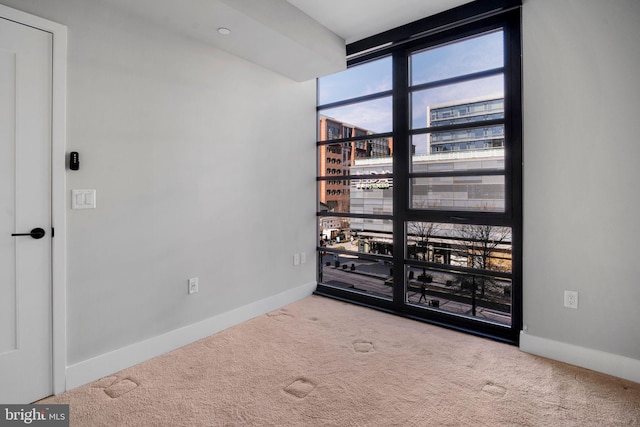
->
[0,16,53,403]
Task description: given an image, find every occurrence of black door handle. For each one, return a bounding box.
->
[11,227,46,239]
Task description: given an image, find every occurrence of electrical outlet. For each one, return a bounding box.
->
[293,253,300,266]
[188,277,198,295]
[564,290,578,309]
[300,252,306,264]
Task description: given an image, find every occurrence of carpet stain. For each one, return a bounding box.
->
[104,378,139,399]
[481,381,507,398]
[266,309,292,321]
[353,340,375,353]
[284,378,316,398]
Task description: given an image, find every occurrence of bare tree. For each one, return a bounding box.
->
[408,221,440,287]
[460,224,511,272]
[408,221,439,263]
[459,224,511,316]
[407,200,442,263]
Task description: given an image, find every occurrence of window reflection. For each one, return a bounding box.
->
[405,267,512,326]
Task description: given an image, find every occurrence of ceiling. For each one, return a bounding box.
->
[104,0,474,81]
[288,0,473,45]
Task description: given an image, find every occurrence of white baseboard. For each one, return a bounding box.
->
[520,332,640,384]
[65,282,317,391]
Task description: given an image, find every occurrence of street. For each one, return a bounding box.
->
[320,252,512,326]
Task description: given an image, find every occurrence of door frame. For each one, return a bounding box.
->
[0,4,67,396]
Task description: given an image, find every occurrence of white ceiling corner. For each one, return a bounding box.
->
[287,0,474,44]
[218,0,346,81]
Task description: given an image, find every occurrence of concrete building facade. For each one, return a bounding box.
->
[427,96,504,153]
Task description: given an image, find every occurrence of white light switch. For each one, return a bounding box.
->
[71,189,96,209]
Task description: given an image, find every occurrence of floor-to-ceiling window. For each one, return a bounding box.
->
[316,1,522,343]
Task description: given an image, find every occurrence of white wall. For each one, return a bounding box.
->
[521,0,640,380]
[1,0,317,381]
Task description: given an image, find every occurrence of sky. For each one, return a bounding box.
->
[318,30,505,143]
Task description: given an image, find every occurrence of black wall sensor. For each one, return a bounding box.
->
[70,152,79,170]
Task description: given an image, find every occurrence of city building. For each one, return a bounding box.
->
[427,96,505,153]
[343,96,508,269]
[318,115,392,213]
[349,148,506,251]
[346,96,506,236]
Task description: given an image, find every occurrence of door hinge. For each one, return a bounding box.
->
[51,227,55,238]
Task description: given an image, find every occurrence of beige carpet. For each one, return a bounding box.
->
[41,295,640,426]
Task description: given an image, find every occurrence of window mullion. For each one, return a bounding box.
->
[392,49,410,307]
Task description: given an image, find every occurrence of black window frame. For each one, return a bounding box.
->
[315,0,522,344]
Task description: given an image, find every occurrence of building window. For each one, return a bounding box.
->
[316,1,522,344]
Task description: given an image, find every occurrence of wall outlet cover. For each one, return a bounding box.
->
[564,290,578,309]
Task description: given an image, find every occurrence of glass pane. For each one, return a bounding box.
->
[405,267,512,326]
[318,56,392,105]
[318,167,394,215]
[318,251,393,300]
[411,133,505,170]
[410,30,504,86]
[350,219,394,255]
[350,178,394,216]
[411,75,503,130]
[319,218,394,255]
[319,179,394,215]
[405,222,512,326]
[318,139,393,178]
[411,175,505,212]
[430,124,504,153]
[318,181,351,214]
[406,222,512,272]
[319,97,392,140]
[351,154,394,174]
[318,143,348,178]
[318,134,395,214]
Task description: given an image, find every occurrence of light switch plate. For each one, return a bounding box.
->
[188,277,198,295]
[71,189,96,209]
